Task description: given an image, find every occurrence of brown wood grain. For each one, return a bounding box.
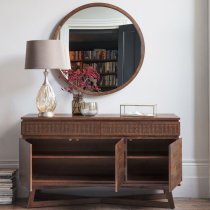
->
[19,138,32,192]
[169,138,182,192]
[22,113,180,120]
[115,138,125,192]
[21,114,180,139]
[20,114,181,208]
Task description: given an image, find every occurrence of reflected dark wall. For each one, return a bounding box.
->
[69,25,140,92]
[118,24,140,86]
[69,29,118,50]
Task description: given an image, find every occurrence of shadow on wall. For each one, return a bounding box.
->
[193,0,209,197]
[51,69,68,90]
[0,57,35,97]
[0,122,20,160]
[0,57,35,160]
[0,57,37,197]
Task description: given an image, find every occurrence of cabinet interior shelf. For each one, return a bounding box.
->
[32,154,167,159]
[32,174,168,185]
[32,155,115,159]
[127,151,168,156]
[33,151,114,156]
[33,175,115,185]
[127,180,168,184]
[32,174,167,182]
[127,175,168,183]
[127,155,168,159]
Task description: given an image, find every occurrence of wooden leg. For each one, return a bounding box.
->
[26,188,175,209]
[27,189,36,208]
[164,189,175,209]
[27,189,101,208]
[102,189,174,209]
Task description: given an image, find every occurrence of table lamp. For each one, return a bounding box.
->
[25,40,70,117]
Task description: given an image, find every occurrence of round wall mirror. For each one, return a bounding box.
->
[53,3,145,95]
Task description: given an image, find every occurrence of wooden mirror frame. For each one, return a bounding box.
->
[52,3,145,96]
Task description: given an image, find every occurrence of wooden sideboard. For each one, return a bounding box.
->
[19,114,182,208]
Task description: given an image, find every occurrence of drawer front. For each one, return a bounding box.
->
[101,121,180,137]
[21,121,101,137]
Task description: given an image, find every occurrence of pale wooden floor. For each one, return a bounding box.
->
[0,199,210,210]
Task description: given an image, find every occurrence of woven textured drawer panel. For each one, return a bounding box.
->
[101,121,180,137]
[21,121,101,136]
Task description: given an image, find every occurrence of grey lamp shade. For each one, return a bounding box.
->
[25,40,70,70]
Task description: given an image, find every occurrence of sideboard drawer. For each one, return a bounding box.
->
[21,121,101,137]
[101,121,180,137]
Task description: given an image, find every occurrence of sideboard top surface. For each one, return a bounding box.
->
[21,114,180,121]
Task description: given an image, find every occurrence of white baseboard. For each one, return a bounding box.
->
[0,159,209,198]
[174,159,209,198]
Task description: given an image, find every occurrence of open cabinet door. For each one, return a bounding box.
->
[169,138,182,192]
[19,138,32,192]
[115,138,125,192]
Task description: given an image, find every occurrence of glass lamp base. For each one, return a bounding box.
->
[36,69,56,117]
[38,112,54,117]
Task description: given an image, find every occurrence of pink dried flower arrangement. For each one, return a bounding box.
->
[61,65,100,92]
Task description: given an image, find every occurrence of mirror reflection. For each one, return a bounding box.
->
[58,6,143,94]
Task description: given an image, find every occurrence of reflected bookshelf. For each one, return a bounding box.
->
[70,49,118,91]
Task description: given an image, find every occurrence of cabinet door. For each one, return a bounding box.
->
[115,138,125,192]
[169,138,182,192]
[19,139,32,192]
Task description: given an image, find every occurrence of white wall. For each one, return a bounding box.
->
[0,0,208,198]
